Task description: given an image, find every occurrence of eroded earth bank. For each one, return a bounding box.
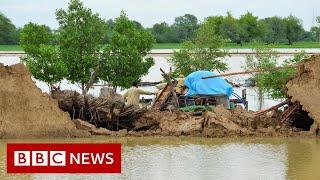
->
[1,55,320,138]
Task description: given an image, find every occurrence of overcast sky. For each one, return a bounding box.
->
[1,0,319,29]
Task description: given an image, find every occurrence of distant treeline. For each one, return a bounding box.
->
[148,12,320,45]
[1,11,320,45]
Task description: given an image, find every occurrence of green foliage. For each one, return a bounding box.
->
[219,12,241,44]
[284,15,303,45]
[152,22,178,43]
[20,23,53,54]
[0,12,19,44]
[103,19,114,43]
[238,12,265,44]
[172,14,199,42]
[169,19,228,76]
[21,45,67,89]
[245,48,307,99]
[310,16,320,42]
[261,16,286,44]
[20,23,66,89]
[100,12,155,89]
[56,0,107,91]
[19,0,154,94]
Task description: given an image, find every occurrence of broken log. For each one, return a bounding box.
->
[51,90,147,130]
[254,99,290,117]
[281,101,300,123]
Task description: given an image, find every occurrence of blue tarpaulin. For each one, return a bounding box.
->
[184,71,234,97]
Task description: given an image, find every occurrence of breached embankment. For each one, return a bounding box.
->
[1,54,320,138]
[0,63,89,138]
[126,105,305,137]
[286,55,320,132]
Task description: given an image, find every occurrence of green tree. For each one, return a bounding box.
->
[204,15,225,36]
[172,14,199,42]
[56,0,107,95]
[20,23,53,53]
[284,15,303,45]
[310,26,320,42]
[0,12,19,44]
[169,19,228,76]
[310,16,320,42]
[20,23,67,90]
[103,19,114,43]
[262,16,286,44]
[238,12,264,44]
[152,22,178,43]
[100,12,155,89]
[245,48,279,110]
[245,48,307,110]
[220,12,241,44]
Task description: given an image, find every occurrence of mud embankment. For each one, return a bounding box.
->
[286,55,320,132]
[0,63,89,138]
[2,54,320,138]
[126,105,312,137]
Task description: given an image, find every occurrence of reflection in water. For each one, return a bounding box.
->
[0,137,320,180]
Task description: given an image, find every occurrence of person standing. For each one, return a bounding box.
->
[123,82,155,106]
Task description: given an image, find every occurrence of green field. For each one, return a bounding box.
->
[0,45,23,51]
[152,43,183,49]
[222,41,320,49]
[152,42,320,49]
[1,42,320,51]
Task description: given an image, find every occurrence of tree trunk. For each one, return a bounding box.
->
[81,83,86,96]
[258,88,264,111]
[113,86,117,93]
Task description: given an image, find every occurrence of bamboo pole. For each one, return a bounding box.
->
[202,65,298,79]
[253,99,290,117]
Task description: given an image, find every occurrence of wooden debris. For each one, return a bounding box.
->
[254,99,290,117]
[51,90,147,131]
[152,68,179,110]
[281,101,300,123]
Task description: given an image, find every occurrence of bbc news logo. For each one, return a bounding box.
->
[7,143,121,173]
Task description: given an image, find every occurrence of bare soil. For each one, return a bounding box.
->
[0,63,89,138]
[2,55,320,139]
[286,55,320,125]
[132,105,308,137]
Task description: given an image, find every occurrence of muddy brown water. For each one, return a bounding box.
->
[0,137,320,180]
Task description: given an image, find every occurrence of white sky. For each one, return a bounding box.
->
[0,0,319,29]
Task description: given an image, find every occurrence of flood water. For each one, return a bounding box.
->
[1,137,320,180]
[0,53,292,111]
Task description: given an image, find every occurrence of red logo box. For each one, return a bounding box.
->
[7,143,121,173]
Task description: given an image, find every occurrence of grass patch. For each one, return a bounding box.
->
[222,41,320,49]
[1,41,320,51]
[0,45,23,51]
[152,42,320,49]
[152,43,183,49]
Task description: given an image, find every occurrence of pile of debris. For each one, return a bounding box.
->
[1,54,320,138]
[51,89,148,131]
[116,54,320,137]
[130,105,303,137]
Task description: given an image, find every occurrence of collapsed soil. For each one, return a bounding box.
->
[286,54,320,129]
[129,105,313,137]
[0,63,89,138]
[1,54,320,138]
